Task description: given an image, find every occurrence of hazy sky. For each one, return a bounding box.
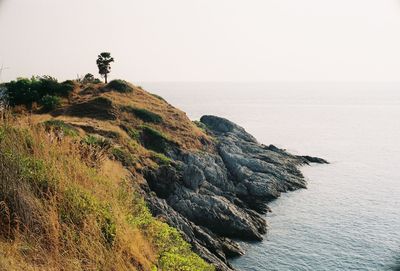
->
[0,0,400,82]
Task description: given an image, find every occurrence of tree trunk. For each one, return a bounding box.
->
[104,73,108,83]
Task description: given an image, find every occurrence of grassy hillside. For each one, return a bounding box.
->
[0,78,214,271]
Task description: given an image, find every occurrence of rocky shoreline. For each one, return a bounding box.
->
[142,115,328,270]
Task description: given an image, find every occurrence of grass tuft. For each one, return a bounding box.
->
[43,119,79,137]
[106,80,134,93]
[140,125,172,153]
[121,105,163,124]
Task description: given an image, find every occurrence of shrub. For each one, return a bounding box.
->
[43,119,78,136]
[80,135,112,168]
[38,76,74,98]
[0,84,7,107]
[82,73,102,84]
[3,76,74,108]
[4,77,40,107]
[106,79,133,93]
[59,80,75,96]
[151,221,215,271]
[40,95,61,111]
[122,106,163,123]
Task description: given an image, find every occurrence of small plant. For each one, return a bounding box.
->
[82,73,102,84]
[80,135,111,168]
[106,79,133,93]
[82,134,111,149]
[121,106,163,123]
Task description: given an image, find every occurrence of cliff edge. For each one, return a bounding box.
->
[0,78,327,270]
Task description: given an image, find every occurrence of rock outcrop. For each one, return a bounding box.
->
[143,115,328,270]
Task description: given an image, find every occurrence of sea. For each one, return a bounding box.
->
[141,82,400,271]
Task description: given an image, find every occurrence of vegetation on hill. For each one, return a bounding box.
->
[2,76,74,110]
[96,52,114,83]
[0,76,214,271]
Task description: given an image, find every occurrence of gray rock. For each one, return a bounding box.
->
[141,115,327,270]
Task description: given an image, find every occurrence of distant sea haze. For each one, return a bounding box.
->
[143,82,400,271]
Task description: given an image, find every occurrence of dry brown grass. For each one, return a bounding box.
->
[0,80,216,271]
[0,116,157,270]
[102,85,211,151]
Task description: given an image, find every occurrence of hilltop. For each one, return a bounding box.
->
[0,78,327,270]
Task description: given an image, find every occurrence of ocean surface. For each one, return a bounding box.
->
[142,82,400,271]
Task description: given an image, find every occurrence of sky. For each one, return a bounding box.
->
[0,0,400,82]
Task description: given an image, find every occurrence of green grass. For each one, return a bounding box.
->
[121,106,163,124]
[111,147,135,167]
[140,125,172,153]
[42,119,79,136]
[61,186,116,245]
[81,134,112,149]
[150,152,172,166]
[120,124,141,141]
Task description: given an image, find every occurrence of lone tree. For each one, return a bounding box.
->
[96,52,114,83]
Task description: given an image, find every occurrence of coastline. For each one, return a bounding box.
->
[142,114,328,270]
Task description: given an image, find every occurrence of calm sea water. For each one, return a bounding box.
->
[142,82,400,271]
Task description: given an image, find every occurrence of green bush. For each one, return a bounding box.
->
[106,79,133,93]
[152,221,214,271]
[4,76,75,108]
[122,106,163,123]
[82,74,102,84]
[43,119,78,136]
[59,80,75,96]
[4,77,40,107]
[40,95,61,111]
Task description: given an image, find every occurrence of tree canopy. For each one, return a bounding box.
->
[96,52,114,83]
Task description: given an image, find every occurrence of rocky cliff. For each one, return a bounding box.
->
[1,79,327,270]
[143,115,327,270]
